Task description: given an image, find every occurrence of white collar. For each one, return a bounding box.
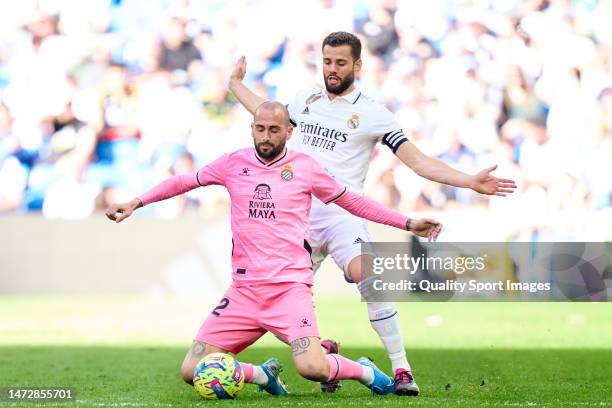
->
[325,87,362,104]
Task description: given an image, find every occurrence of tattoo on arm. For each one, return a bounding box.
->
[190,341,207,358]
[291,337,311,357]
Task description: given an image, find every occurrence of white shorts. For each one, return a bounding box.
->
[309,214,372,282]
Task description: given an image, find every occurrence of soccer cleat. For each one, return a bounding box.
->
[320,339,342,393]
[357,357,394,395]
[394,369,420,396]
[258,358,289,396]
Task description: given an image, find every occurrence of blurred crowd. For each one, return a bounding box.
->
[0,0,611,238]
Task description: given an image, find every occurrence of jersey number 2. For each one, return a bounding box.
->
[212,298,229,316]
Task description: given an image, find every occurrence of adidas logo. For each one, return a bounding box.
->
[301,106,309,114]
[353,237,364,244]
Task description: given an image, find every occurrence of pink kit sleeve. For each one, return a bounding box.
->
[138,173,200,206]
[194,154,228,187]
[308,157,407,230]
[139,154,228,206]
[333,191,408,231]
[309,158,349,205]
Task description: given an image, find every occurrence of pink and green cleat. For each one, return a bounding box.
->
[394,369,420,396]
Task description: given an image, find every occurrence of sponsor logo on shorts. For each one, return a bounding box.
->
[299,318,311,327]
[353,237,365,244]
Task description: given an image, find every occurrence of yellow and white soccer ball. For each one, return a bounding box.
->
[193,353,245,399]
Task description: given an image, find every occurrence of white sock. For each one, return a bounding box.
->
[359,365,375,386]
[250,365,268,386]
[366,302,411,372]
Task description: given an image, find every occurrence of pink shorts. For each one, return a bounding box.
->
[195,281,320,354]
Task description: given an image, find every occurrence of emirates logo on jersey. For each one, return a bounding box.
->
[347,114,360,129]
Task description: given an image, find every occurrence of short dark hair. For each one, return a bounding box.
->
[322,31,361,61]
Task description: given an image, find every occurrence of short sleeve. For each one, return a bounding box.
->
[285,95,300,127]
[309,157,347,204]
[373,105,409,154]
[195,154,229,187]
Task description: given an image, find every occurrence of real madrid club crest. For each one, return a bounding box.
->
[347,114,360,129]
[280,164,293,181]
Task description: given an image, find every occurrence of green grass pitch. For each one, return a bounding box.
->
[0,299,610,407]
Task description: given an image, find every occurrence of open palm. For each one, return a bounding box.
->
[472,165,517,196]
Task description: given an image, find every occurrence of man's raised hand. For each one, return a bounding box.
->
[230,56,247,83]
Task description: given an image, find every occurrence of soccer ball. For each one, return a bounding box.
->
[193,353,245,399]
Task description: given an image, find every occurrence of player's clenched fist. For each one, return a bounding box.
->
[408,218,442,242]
[105,198,142,223]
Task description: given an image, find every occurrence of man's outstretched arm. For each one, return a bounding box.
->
[105,173,200,223]
[332,190,442,242]
[394,141,517,196]
[310,158,442,241]
[228,56,268,115]
[106,154,228,223]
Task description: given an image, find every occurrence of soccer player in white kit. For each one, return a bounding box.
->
[229,31,517,396]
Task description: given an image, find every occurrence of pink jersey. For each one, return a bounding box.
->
[139,148,408,286]
[196,148,346,286]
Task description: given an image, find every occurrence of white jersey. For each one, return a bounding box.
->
[286,87,408,221]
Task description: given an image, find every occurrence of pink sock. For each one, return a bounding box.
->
[325,354,364,382]
[241,362,254,383]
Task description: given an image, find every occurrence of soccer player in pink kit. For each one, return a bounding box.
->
[105,102,442,396]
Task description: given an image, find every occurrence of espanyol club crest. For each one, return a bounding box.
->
[347,114,360,129]
[280,164,293,181]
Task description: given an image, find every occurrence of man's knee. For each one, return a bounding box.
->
[291,337,329,382]
[180,341,210,385]
[347,255,374,284]
[181,360,196,385]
